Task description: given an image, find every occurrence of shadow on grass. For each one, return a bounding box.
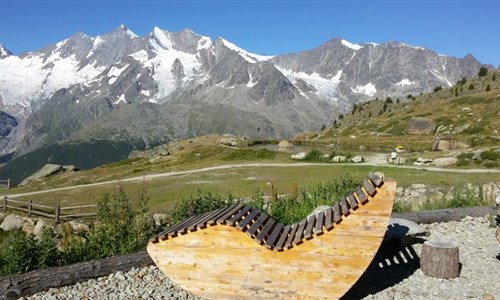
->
[341,238,423,300]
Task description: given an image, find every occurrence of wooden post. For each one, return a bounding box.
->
[6,178,9,190]
[3,196,6,213]
[55,205,61,224]
[421,240,460,279]
[28,200,32,217]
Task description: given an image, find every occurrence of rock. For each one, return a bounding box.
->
[128,145,169,159]
[385,218,430,241]
[331,155,346,163]
[414,157,433,166]
[278,140,293,148]
[62,165,77,171]
[359,145,366,151]
[291,152,307,160]
[33,219,49,239]
[407,117,436,134]
[152,214,169,227]
[19,164,64,186]
[69,220,90,234]
[307,206,331,218]
[218,136,240,147]
[351,156,363,163]
[0,214,24,231]
[22,222,34,235]
[0,212,5,224]
[453,124,470,134]
[433,157,458,167]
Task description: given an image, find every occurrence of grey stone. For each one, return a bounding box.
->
[331,155,346,163]
[291,152,307,160]
[152,213,169,227]
[433,157,458,167]
[278,140,293,148]
[351,156,363,163]
[407,117,436,134]
[69,220,90,234]
[0,214,24,231]
[19,164,64,186]
[33,219,49,240]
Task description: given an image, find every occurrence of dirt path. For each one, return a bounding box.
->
[3,162,499,199]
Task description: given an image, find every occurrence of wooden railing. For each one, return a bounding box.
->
[2,196,96,224]
[0,179,10,190]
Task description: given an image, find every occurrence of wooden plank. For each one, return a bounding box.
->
[246,213,269,237]
[265,223,284,250]
[182,211,214,233]
[324,208,334,231]
[340,196,350,216]
[207,204,239,225]
[236,209,261,231]
[355,186,368,204]
[348,193,358,210]
[293,219,307,246]
[368,172,383,187]
[303,215,316,240]
[227,205,252,225]
[255,218,276,244]
[363,178,376,196]
[284,223,298,249]
[216,203,245,224]
[313,212,324,235]
[275,225,291,251]
[333,203,342,223]
[197,207,229,229]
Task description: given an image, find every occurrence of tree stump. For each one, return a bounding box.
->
[420,240,460,279]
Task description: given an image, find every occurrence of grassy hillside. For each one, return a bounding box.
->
[297,70,500,152]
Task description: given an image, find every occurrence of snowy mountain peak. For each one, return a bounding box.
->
[341,39,363,50]
[151,27,173,50]
[116,24,138,38]
[0,44,12,58]
[219,38,273,63]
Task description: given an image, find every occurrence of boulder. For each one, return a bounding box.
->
[433,157,458,167]
[33,219,49,239]
[22,222,34,235]
[0,212,5,224]
[307,206,331,219]
[331,155,346,163]
[129,145,170,159]
[0,214,24,231]
[351,156,363,163]
[20,164,64,186]
[153,213,170,227]
[69,220,90,234]
[385,217,430,241]
[407,117,436,134]
[414,157,433,166]
[291,152,307,160]
[218,137,239,147]
[278,140,294,148]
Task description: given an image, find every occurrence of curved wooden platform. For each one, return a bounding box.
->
[148,172,396,299]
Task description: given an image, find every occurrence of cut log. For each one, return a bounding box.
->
[420,240,460,279]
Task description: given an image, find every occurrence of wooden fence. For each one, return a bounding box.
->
[0,179,9,189]
[2,196,96,224]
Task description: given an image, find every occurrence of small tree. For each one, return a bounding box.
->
[478,67,488,77]
[434,86,443,92]
[385,97,393,104]
[396,98,400,103]
[486,84,491,91]
[469,84,475,90]
[320,124,326,131]
[493,73,496,81]
[407,94,413,99]
[460,77,467,85]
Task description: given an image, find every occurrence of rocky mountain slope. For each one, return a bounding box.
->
[0,25,490,180]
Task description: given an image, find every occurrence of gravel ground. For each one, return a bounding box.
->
[25,216,500,300]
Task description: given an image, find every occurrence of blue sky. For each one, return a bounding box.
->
[0,0,499,66]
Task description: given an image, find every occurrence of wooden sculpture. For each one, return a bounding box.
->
[148,172,396,299]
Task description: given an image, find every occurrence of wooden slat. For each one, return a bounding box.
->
[182,211,213,233]
[355,186,368,204]
[256,218,276,244]
[333,203,342,223]
[236,209,261,231]
[348,193,358,210]
[161,215,195,239]
[313,212,324,235]
[339,196,350,216]
[363,178,376,196]
[265,223,284,250]
[275,225,291,251]
[284,223,299,249]
[293,219,307,246]
[227,205,252,225]
[303,215,316,240]
[368,172,383,187]
[206,204,239,225]
[197,207,229,229]
[324,208,334,231]
[216,203,245,224]
[246,213,269,237]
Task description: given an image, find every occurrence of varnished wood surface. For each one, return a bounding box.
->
[148,178,396,300]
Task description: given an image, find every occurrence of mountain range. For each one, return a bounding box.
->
[0,25,490,182]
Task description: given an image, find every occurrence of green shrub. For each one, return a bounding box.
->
[480,150,500,161]
[303,149,326,162]
[172,191,227,223]
[0,232,38,276]
[478,67,488,77]
[422,185,486,211]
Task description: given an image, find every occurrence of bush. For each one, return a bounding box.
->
[468,84,475,90]
[303,149,325,162]
[434,86,442,92]
[0,232,38,276]
[478,67,488,77]
[480,150,500,161]
[486,84,491,92]
[172,191,227,223]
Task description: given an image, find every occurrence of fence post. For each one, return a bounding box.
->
[3,196,6,213]
[7,178,9,190]
[55,205,61,224]
[28,200,33,217]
